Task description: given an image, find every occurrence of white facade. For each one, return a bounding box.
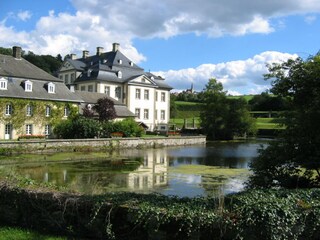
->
[58,44,172,131]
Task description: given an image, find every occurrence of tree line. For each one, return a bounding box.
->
[0,47,63,76]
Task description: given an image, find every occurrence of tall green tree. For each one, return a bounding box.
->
[248,54,320,188]
[200,78,256,140]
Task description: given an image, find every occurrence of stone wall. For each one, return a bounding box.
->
[0,136,206,154]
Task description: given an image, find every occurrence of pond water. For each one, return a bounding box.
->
[0,141,267,197]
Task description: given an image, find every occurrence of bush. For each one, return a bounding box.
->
[54,117,100,139]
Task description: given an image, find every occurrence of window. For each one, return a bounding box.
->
[160,110,165,120]
[64,106,69,117]
[144,90,149,100]
[88,85,93,92]
[5,104,12,115]
[104,86,110,96]
[65,74,69,84]
[143,109,149,120]
[155,92,158,101]
[135,108,140,119]
[135,89,141,99]
[129,61,133,66]
[45,106,51,117]
[45,124,51,136]
[48,82,55,93]
[59,75,63,80]
[26,124,32,135]
[0,78,7,90]
[115,87,121,99]
[70,73,75,82]
[118,59,122,64]
[25,80,32,92]
[26,105,33,116]
[161,92,166,102]
[80,86,86,91]
[117,71,122,78]
[155,110,157,120]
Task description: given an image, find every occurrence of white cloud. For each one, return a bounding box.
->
[70,0,320,39]
[17,11,32,21]
[154,51,298,95]
[305,15,317,24]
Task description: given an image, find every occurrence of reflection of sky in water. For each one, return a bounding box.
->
[155,175,205,198]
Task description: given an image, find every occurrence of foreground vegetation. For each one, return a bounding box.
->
[1,181,320,240]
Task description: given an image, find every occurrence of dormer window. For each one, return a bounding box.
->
[129,61,133,66]
[0,78,8,90]
[118,59,122,64]
[117,71,122,78]
[47,82,55,94]
[24,80,32,92]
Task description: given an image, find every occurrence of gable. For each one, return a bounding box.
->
[127,75,157,87]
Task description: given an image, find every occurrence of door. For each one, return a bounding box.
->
[4,124,12,140]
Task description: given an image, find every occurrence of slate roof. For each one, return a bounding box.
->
[0,54,82,103]
[75,91,135,118]
[0,54,61,82]
[71,48,172,90]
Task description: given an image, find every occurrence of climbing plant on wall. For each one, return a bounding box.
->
[0,98,78,135]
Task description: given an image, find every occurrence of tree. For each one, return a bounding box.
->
[248,54,320,188]
[93,97,117,121]
[248,91,289,111]
[200,78,256,140]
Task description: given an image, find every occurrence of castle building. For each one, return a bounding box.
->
[58,43,172,131]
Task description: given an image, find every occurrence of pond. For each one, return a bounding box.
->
[0,141,267,197]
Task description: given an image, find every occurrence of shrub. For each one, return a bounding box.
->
[54,117,100,139]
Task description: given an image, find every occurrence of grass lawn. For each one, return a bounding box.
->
[256,118,285,130]
[0,226,65,240]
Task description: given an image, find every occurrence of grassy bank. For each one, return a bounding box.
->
[0,226,64,240]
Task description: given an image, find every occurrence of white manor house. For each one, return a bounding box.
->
[58,43,172,132]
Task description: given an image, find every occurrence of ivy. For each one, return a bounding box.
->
[0,98,78,135]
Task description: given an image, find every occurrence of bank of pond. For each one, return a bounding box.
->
[1,141,319,239]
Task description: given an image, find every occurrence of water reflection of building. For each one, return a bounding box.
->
[127,149,168,191]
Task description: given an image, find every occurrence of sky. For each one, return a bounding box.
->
[1,0,320,95]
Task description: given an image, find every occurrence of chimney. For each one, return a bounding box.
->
[70,53,77,60]
[96,47,104,56]
[112,43,120,52]
[82,50,89,59]
[12,46,22,59]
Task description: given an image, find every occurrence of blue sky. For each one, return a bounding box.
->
[1,0,320,95]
